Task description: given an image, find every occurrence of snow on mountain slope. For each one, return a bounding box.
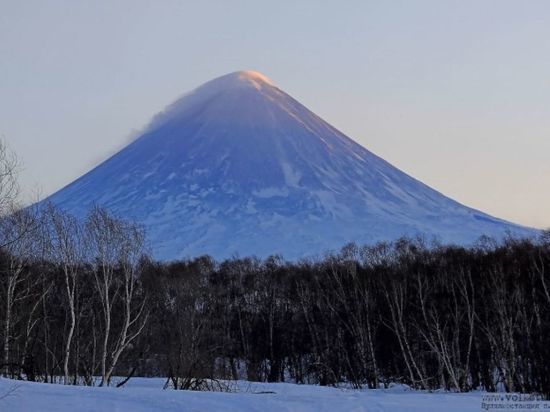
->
[44,70,536,259]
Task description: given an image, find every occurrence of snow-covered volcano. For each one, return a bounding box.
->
[45,70,535,259]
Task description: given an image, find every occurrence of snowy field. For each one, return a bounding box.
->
[0,377,488,411]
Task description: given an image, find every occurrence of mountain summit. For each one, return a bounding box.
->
[46,71,535,259]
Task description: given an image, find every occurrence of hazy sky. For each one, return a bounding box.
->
[1,0,549,228]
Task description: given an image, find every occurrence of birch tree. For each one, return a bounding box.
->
[46,205,85,384]
[0,209,36,377]
[86,207,148,386]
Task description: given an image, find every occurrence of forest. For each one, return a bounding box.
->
[2,206,550,395]
[1,143,550,396]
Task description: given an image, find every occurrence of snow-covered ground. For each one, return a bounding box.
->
[0,377,486,411]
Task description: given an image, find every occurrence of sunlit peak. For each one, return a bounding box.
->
[237,70,273,86]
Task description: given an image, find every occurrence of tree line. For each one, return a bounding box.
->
[1,141,549,395]
[1,202,550,395]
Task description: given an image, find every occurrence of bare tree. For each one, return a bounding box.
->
[414,268,474,392]
[321,256,379,388]
[86,207,119,386]
[86,207,148,386]
[46,204,85,384]
[382,270,427,389]
[0,209,37,377]
[103,218,149,385]
[0,140,19,220]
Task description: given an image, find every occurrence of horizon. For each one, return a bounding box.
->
[1,1,549,229]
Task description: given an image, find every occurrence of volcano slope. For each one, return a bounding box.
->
[45,71,536,259]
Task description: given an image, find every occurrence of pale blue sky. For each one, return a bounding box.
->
[1,0,549,228]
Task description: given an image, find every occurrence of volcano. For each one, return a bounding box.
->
[45,71,535,259]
